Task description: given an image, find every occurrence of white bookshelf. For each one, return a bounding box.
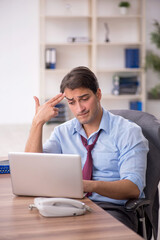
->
[39,0,146,110]
[102,94,142,100]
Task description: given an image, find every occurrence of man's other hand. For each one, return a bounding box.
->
[33,93,65,126]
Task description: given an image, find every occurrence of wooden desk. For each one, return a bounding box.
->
[0,175,143,240]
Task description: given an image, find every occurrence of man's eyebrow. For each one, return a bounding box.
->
[65,96,74,101]
[65,94,90,101]
[78,94,90,99]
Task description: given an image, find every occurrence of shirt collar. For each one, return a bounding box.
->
[98,108,110,134]
[72,118,85,135]
[72,108,110,136]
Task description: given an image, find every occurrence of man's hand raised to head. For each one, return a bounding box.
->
[25,93,65,153]
[33,93,65,126]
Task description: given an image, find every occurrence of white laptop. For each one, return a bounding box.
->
[9,152,84,199]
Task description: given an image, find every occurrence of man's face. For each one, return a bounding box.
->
[64,87,102,125]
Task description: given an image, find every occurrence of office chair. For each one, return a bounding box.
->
[109,110,160,240]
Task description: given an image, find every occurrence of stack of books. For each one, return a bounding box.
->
[47,103,68,124]
[0,160,10,174]
[112,75,139,95]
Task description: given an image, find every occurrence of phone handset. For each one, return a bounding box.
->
[29,197,92,217]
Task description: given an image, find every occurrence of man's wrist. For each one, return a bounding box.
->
[91,180,99,193]
[84,180,99,193]
[32,116,45,128]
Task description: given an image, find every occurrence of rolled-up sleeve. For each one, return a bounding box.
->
[43,127,62,154]
[117,124,149,196]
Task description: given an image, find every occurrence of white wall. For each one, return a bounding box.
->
[0,0,39,124]
[0,0,159,125]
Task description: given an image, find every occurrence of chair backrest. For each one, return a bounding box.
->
[109,109,160,239]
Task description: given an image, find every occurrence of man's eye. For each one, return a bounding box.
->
[68,101,74,105]
[82,97,89,101]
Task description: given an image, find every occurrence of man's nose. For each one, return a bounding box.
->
[77,102,85,112]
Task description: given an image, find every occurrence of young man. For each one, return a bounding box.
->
[25,66,148,232]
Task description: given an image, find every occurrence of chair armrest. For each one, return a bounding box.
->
[124,198,151,212]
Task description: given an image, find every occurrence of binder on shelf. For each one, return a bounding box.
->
[50,48,56,69]
[125,48,140,68]
[45,48,50,69]
[130,101,142,111]
[45,48,56,69]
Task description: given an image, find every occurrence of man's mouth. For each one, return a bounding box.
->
[77,110,89,117]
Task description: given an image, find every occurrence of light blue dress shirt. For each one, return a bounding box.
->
[43,109,149,205]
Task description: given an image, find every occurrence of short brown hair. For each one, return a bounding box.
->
[60,66,99,94]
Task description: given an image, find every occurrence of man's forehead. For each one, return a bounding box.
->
[64,88,92,100]
[65,93,90,101]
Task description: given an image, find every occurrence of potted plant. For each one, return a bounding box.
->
[146,20,160,99]
[119,1,131,15]
[148,84,160,99]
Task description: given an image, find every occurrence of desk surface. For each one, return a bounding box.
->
[0,175,143,240]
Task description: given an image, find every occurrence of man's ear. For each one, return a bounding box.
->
[96,88,102,101]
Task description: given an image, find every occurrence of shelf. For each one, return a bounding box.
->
[42,15,92,19]
[43,42,142,47]
[102,94,142,100]
[97,68,143,73]
[43,42,143,47]
[44,68,143,74]
[44,69,70,74]
[40,15,143,20]
[44,42,92,47]
[97,15,142,19]
[97,42,143,46]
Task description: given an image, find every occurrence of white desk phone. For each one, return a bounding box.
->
[29,197,92,217]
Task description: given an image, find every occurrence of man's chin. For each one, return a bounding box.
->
[77,116,91,125]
